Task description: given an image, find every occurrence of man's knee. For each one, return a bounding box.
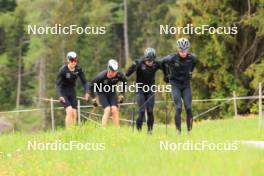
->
[137,109,144,122]
[111,106,118,114]
[175,108,182,121]
[173,96,180,103]
[66,106,73,115]
[72,108,77,116]
[138,106,145,114]
[176,107,182,113]
[104,107,111,114]
[147,109,153,117]
[186,108,193,117]
[184,98,192,107]
[173,97,182,107]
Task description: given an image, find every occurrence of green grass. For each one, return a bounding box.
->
[0,117,263,176]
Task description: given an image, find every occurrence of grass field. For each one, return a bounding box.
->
[0,117,263,176]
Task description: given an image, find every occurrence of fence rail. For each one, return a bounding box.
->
[1,95,263,113]
[0,83,263,131]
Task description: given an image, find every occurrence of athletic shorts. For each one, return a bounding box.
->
[98,92,118,108]
[61,90,77,109]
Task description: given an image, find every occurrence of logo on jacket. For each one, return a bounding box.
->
[66,73,71,78]
[174,62,180,67]
[111,78,118,82]
[103,79,108,84]
[141,64,146,70]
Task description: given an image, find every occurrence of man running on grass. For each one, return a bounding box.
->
[126,48,166,134]
[56,51,89,127]
[161,38,197,134]
[88,59,127,128]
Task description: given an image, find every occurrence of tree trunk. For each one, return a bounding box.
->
[16,38,22,109]
[38,57,46,106]
[123,0,129,65]
[38,56,48,130]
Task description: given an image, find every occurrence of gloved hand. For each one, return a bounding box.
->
[84,93,89,101]
[118,95,124,103]
[59,97,65,103]
[92,98,98,107]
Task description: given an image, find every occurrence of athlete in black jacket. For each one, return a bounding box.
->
[161,38,197,134]
[88,59,127,127]
[56,51,89,127]
[126,48,165,134]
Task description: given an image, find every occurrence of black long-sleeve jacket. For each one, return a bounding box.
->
[88,70,127,98]
[160,53,197,83]
[56,65,89,97]
[125,58,164,86]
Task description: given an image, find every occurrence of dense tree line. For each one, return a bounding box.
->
[0,0,263,129]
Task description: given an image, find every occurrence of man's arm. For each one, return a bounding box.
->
[88,71,105,98]
[159,54,173,75]
[78,67,89,94]
[160,54,173,64]
[156,59,168,78]
[188,55,197,80]
[191,56,197,72]
[157,55,173,83]
[55,67,64,97]
[118,72,128,95]
[125,59,141,77]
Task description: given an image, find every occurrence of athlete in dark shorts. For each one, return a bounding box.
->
[126,48,165,134]
[88,59,127,127]
[56,51,89,127]
[161,38,197,134]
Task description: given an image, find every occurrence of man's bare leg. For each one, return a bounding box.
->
[111,106,120,127]
[65,106,74,127]
[72,109,77,125]
[102,107,111,127]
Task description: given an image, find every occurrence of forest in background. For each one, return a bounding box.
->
[0,0,263,130]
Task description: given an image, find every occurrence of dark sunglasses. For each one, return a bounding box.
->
[108,70,117,73]
[69,58,77,63]
[145,58,154,62]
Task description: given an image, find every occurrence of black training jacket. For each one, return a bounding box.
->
[56,64,89,97]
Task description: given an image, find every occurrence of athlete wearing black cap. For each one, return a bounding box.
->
[56,51,89,127]
[126,48,166,134]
